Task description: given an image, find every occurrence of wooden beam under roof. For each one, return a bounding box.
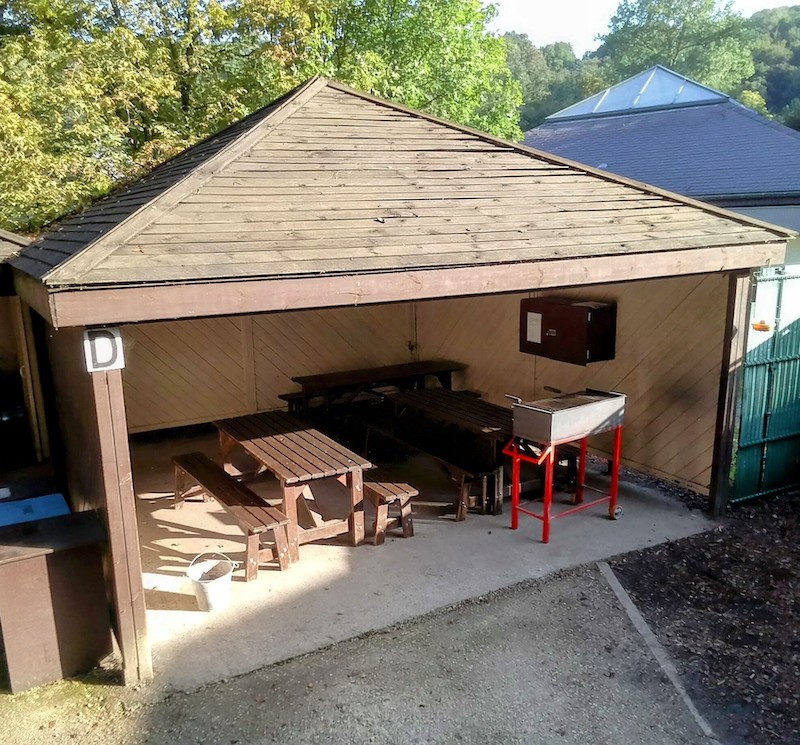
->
[19,239,786,328]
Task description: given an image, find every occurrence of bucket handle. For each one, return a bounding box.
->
[189,552,240,571]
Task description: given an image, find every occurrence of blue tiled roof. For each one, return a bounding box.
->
[525,98,800,200]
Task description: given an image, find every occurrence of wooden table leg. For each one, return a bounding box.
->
[347,469,365,546]
[281,483,303,563]
[174,465,186,509]
[219,431,237,470]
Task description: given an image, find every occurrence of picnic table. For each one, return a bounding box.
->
[390,389,513,447]
[215,411,373,563]
[284,360,465,417]
[381,388,514,516]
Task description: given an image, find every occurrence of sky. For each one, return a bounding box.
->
[491,1,794,56]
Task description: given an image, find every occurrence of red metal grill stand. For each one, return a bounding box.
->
[502,426,623,543]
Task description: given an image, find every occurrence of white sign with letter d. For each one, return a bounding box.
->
[83,328,125,372]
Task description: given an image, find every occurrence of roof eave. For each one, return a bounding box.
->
[18,238,788,329]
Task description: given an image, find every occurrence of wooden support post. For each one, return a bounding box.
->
[710,271,752,517]
[91,369,153,683]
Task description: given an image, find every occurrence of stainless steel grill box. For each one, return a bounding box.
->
[511,389,626,443]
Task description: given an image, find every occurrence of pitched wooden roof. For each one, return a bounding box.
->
[10,77,792,289]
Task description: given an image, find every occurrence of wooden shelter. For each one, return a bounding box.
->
[7,77,793,684]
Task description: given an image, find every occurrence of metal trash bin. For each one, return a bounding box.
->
[0,503,112,692]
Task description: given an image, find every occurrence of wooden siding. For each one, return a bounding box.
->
[122,317,251,432]
[122,304,415,431]
[12,79,789,288]
[47,328,107,513]
[0,298,16,371]
[416,274,728,492]
[252,305,415,411]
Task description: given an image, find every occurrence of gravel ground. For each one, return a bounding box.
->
[611,489,800,745]
[1,564,708,745]
[3,480,797,744]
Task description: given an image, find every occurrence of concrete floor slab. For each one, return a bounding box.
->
[131,429,714,694]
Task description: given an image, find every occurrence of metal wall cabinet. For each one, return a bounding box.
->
[519,297,617,365]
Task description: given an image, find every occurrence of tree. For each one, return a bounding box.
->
[743,5,800,126]
[596,0,755,92]
[0,0,522,234]
[502,34,609,131]
[304,0,521,140]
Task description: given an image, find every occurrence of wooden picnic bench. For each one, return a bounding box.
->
[364,473,416,545]
[284,360,465,417]
[372,388,515,518]
[215,411,373,562]
[172,452,291,581]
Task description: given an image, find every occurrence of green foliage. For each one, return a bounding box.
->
[743,5,800,128]
[301,1,521,140]
[0,0,521,233]
[596,0,754,91]
[503,34,609,131]
[737,89,769,117]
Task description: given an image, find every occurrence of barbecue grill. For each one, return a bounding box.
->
[503,389,626,544]
[509,389,626,443]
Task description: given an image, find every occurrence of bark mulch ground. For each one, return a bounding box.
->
[611,485,800,745]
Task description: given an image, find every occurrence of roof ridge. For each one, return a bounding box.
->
[0,227,30,246]
[41,77,329,284]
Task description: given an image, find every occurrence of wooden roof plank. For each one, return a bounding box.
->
[9,77,792,291]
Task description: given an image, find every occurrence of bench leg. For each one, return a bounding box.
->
[455,477,469,522]
[245,533,259,582]
[399,496,414,538]
[273,526,290,571]
[373,501,389,546]
[492,465,504,516]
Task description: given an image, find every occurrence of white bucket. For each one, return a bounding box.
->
[186,552,239,612]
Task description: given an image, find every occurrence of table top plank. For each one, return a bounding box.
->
[219,417,324,482]
[291,359,464,394]
[235,414,343,477]
[215,411,371,484]
[263,410,370,472]
[391,389,513,442]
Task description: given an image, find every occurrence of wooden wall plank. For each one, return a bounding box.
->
[9,298,46,460]
[121,304,415,431]
[122,317,250,432]
[252,304,415,411]
[709,272,751,514]
[416,273,728,491]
